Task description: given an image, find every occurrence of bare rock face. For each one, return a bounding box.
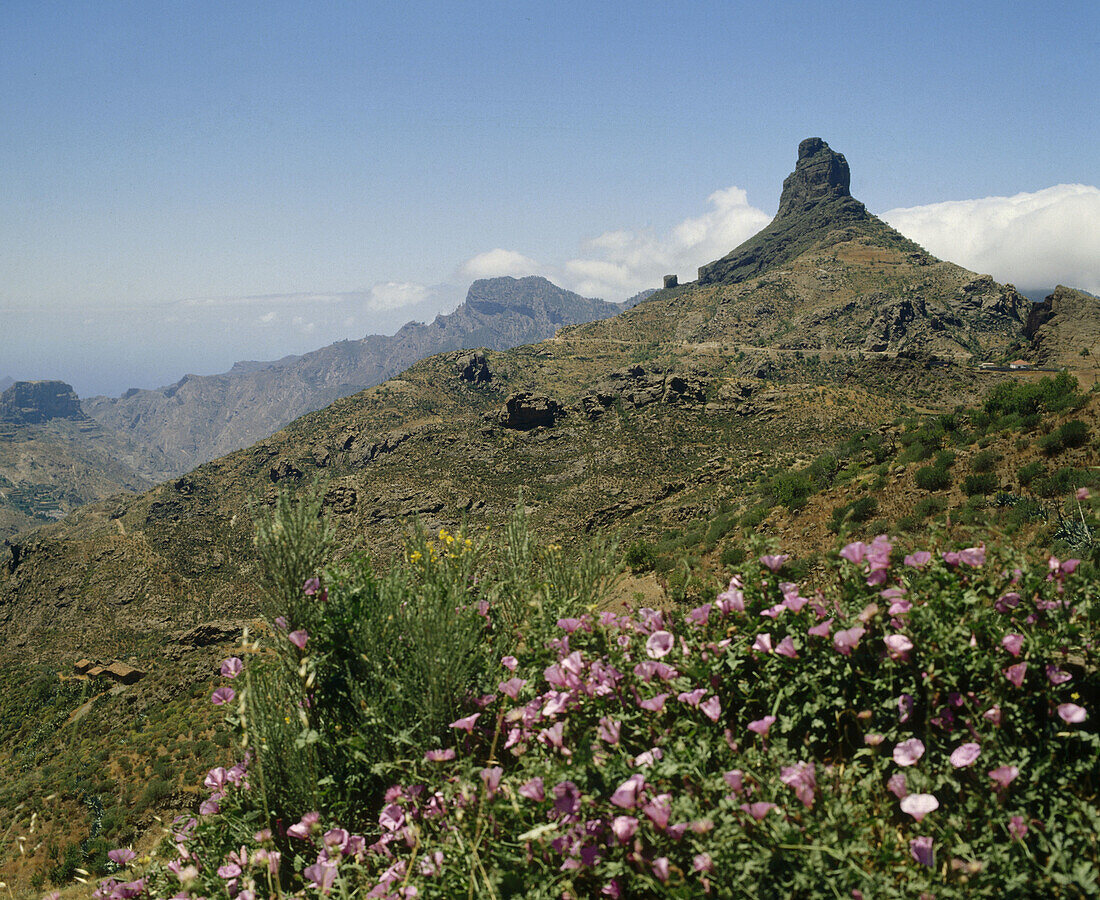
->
[775,137,854,218]
[697,138,899,286]
[1026,285,1100,366]
[0,381,86,424]
[457,351,492,384]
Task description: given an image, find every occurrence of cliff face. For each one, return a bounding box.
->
[83,277,623,478]
[1025,285,1100,367]
[0,381,86,424]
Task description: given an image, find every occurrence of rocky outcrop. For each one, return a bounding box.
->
[457,351,492,384]
[0,381,86,425]
[581,366,709,418]
[697,138,922,286]
[496,393,565,430]
[1026,285,1100,367]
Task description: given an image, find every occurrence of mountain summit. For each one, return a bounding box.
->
[698,138,884,285]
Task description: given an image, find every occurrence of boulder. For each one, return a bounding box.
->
[497,393,565,430]
[457,351,492,384]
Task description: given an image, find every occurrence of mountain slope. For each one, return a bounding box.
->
[0,381,158,539]
[1,138,1044,663]
[82,277,624,478]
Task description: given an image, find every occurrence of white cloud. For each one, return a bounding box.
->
[364,281,435,311]
[561,186,771,299]
[460,248,542,280]
[258,311,277,325]
[883,184,1100,294]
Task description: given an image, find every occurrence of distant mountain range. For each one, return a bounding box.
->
[82,276,633,478]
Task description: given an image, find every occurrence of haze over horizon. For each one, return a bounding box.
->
[2,1,1098,397]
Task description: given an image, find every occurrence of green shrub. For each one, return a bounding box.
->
[914,495,947,518]
[1018,460,1044,486]
[766,471,814,509]
[720,545,746,568]
[970,449,1000,473]
[963,473,999,496]
[849,495,879,523]
[739,504,769,528]
[915,465,951,491]
[623,541,657,574]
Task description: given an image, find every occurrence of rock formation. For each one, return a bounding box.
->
[1025,285,1100,367]
[0,381,86,424]
[697,138,910,286]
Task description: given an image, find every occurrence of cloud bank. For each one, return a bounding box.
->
[459,183,1100,303]
[883,184,1100,295]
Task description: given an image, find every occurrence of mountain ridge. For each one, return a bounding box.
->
[82,276,624,478]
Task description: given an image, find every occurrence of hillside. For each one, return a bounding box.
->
[83,277,625,477]
[2,138,1098,894]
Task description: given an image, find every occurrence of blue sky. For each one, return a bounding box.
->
[2,1,1098,396]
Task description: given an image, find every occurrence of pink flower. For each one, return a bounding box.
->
[716,582,745,613]
[893,738,925,767]
[303,576,321,595]
[958,544,986,567]
[864,733,885,747]
[751,632,774,654]
[646,631,674,659]
[217,862,242,880]
[1046,665,1072,685]
[909,836,934,868]
[701,695,722,723]
[780,762,816,808]
[610,774,645,810]
[807,618,833,639]
[642,794,672,829]
[833,626,866,656]
[748,715,776,738]
[597,716,621,744]
[637,693,669,713]
[949,742,981,768]
[449,713,481,733]
[887,773,908,799]
[687,604,712,625]
[108,848,137,866]
[677,688,706,707]
[1008,815,1028,840]
[760,554,789,572]
[611,815,638,843]
[211,687,235,705]
[423,748,455,762]
[723,770,744,794]
[652,857,670,882]
[983,705,1002,726]
[220,657,244,678]
[303,860,338,893]
[989,765,1019,790]
[1001,634,1024,657]
[1004,662,1027,688]
[518,778,545,802]
[288,630,309,650]
[557,617,584,633]
[840,541,869,565]
[693,853,714,874]
[898,693,914,723]
[274,615,288,630]
[480,766,503,797]
[204,767,228,790]
[904,551,932,567]
[633,747,663,767]
[1077,487,1091,500]
[775,636,798,658]
[501,655,518,670]
[884,634,913,659]
[740,802,776,821]
[379,803,405,832]
[287,811,320,839]
[552,780,580,817]
[499,677,526,700]
[900,793,939,822]
[538,721,568,754]
[1057,703,1087,724]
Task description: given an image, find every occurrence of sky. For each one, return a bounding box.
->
[2,1,1098,397]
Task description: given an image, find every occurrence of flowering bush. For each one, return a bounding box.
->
[107,522,1098,899]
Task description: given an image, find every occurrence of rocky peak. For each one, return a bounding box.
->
[0,380,86,424]
[696,138,888,286]
[775,137,853,219]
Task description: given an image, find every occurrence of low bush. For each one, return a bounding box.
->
[963,473,999,496]
[915,465,952,491]
[105,509,1099,900]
